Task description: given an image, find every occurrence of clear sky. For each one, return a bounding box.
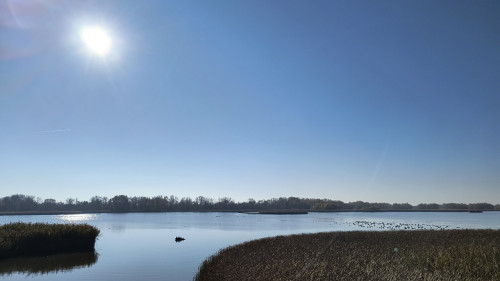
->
[1,0,499,204]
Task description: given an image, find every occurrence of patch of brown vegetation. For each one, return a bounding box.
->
[195,230,500,281]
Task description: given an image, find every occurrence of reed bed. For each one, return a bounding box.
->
[195,230,500,281]
[0,223,100,259]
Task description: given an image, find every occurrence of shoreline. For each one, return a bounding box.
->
[1,209,498,216]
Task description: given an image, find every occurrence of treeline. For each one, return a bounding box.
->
[0,194,499,213]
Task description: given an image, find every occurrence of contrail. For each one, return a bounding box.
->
[367,139,390,191]
[39,129,71,133]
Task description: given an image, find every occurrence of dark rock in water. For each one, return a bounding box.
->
[175,236,185,242]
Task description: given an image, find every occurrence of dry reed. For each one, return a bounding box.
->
[195,230,499,281]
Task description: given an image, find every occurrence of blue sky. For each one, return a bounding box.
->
[1,0,499,204]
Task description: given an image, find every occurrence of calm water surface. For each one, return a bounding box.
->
[1,211,499,280]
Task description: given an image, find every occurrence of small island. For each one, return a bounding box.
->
[257,209,308,215]
[0,223,100,259]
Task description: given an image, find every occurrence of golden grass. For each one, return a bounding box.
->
[195,230,499,281]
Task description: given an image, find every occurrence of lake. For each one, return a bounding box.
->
[1,211,499,280]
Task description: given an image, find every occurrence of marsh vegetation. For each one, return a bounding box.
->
[195,230,500,281]
[0,223,100,259]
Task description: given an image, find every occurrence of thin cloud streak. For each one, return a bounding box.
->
[39,129,71,134]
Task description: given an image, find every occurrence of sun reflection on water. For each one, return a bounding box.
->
[58,214,98,222]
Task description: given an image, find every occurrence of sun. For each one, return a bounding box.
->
[80,26,112,57]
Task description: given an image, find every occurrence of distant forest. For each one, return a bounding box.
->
[0,194,499,213]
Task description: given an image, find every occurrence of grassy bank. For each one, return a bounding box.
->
[195,230,500,281]
[0,223,100,259]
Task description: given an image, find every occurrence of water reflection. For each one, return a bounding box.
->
[57,214,98,222]
[0,251,98,276]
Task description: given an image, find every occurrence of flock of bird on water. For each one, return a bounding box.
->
[349,221,454,231]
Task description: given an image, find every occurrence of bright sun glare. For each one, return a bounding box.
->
[80,26,112,57]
